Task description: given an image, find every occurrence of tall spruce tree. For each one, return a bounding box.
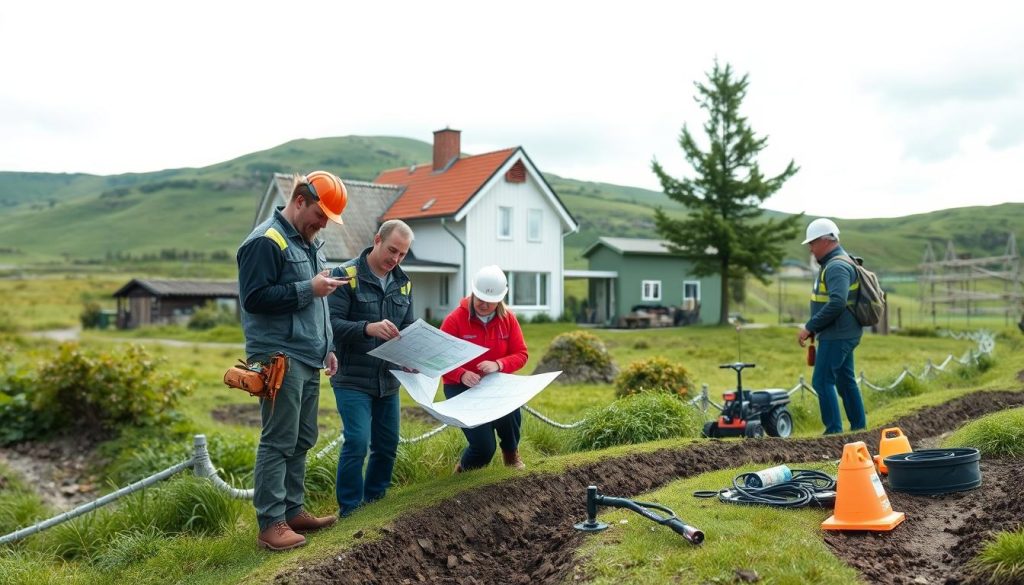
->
[652,61,801,325]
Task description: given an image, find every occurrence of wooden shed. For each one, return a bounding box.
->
[112,279,238,329]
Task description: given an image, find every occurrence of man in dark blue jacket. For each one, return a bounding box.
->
[238,171,348,550]
[329,219,415,517]
[797,218,867,435]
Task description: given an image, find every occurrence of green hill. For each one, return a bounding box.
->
[0,135,1020,274]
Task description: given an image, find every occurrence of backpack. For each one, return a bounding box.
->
[831,255,886,326]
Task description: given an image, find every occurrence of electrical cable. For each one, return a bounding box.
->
[692,469,837,508]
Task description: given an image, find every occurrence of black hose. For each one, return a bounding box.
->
[693,469,837,508]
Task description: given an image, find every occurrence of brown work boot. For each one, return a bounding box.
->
[287,510,337,534]
[502,449,526,470]
[454,462,464,474]
[257,521,306,551]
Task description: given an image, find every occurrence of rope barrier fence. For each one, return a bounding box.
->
[0,330,994,544]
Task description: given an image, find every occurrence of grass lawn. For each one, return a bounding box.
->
[1,271,1022,583]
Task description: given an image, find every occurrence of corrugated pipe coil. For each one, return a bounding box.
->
[884,448,982,495]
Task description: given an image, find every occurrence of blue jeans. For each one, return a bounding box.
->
[813,337,866,434]
[253,359,320,531]
[333,388,400,514]
[443,384,521,471]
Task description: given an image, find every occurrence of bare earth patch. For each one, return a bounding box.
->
[0,436,105,510]
[278,391,1024,585]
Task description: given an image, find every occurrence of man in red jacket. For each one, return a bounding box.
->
[440,265,529,472]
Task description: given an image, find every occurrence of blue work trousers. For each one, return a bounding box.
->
[253,359,320,531]
[443,383,522,471]
[333,388,400,515]
[813,337,866,434]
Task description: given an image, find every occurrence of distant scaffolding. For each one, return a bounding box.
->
[918,234,1023,326]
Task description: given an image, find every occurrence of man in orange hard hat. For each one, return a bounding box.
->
[237,171,349,551]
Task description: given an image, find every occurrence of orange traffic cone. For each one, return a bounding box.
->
[873,427,912,475]
[822,441,905,532]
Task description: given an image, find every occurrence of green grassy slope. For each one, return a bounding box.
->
[0,136,1021,272]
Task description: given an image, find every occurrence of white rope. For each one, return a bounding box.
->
[523,405,586,429]
[400,424,451,443]
[191,435,253,499]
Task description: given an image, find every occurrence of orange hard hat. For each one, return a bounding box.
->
[306,170,347,225]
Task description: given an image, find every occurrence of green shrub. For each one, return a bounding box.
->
[187,301,238,330]
[0,369,53,445]
[943,407,1024,457]
[956,352,994,380]
[533,331,617,383]
[392,428,465,486]
[29,343,193,438]
[105,431,254,487]
[530,312,554,324]
[887,373,927,398]
[571,392,703,451]
[969,528,1024,585]
[148,477,245,536]
[615,357,694,398]
[79,302,103,329]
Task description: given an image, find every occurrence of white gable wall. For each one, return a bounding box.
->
[405,218,466,322]
[464,169,564,320]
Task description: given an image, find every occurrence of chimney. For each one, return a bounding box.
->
[433,128,461,171]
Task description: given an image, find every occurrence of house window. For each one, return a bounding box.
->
[527,209,542,242]
[497,206,512,239]
[641,280,662,302]
[509,271,548,306]
[440,275,450,306]
[684,282,700,305]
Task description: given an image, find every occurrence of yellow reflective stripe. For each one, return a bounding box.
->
[400,282,411,295]
[811,293,830,302]
[263,227,288,250]
[344,265,358,288]
[816,263,858,295]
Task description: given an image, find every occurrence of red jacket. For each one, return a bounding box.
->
[440,297,528,385]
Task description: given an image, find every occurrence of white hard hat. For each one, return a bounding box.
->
[802,218,840,244]
[472,265,508,303]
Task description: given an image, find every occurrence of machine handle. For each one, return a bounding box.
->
[719,363,756,369]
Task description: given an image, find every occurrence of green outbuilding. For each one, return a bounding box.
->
[572,237,722,327]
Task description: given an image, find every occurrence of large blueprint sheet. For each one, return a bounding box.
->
[392,370,561,429]
[366,319,488,378]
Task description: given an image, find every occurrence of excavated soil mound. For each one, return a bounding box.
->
[278,391,1024,585]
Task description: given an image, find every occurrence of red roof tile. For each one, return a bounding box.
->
[375,148,518,220]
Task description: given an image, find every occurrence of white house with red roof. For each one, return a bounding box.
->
[254,129,578,322]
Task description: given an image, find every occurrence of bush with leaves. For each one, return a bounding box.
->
[79,302,104,329]
[533,330,617,383]
[571,392,703,451]
[615,356,694,398]
[0,342,192,444]
[188,301,238,330]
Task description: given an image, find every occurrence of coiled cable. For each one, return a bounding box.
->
[693,469,837,508]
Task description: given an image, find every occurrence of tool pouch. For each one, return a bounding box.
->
[223,353,288,401]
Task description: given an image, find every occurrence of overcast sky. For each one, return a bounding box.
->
[2,1,1022,219]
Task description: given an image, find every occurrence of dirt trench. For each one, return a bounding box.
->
[278,391,1024,585]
